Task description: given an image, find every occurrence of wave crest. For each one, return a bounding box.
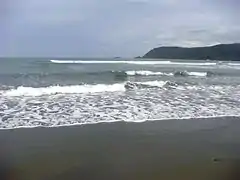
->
[50,59,216,66]
[125,71,172,76]
[125,70,209,77]
[3,81,173,97]
[173,71,207,77]
[124,81,167,90]
[3,84,126,97]
[50,60,171,65]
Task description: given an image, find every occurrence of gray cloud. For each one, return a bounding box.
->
[2,0,240,57]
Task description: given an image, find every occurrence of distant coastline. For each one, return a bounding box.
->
[141,43,240,61]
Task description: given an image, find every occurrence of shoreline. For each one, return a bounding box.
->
[1,115,240,130]
[1,117,240,180]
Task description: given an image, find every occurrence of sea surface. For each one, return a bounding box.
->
[1,57,240,129]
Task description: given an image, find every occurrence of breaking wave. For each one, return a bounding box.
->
[50,60,172,65]
[173,71,208,77]
[2,81,175,97]
[227,63,240,66]
[124,81,169,90]
[2,82,240,129]
[3,84,126,97]
[50,59,216,66]
[125,71,173,76]
[126,71,208,77]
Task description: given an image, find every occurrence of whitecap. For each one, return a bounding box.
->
[3,84,126,97]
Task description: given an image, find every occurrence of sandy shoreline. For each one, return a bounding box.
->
[1,117,240,180]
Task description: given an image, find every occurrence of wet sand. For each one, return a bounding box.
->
[1,117,240,180]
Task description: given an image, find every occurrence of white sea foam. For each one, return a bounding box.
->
[188,72,207,77]
[51,60,171,65]
[1,83,240,129]
[3,84,126,97]
[2,81,170,97]
[126,70,207,77]
[51,60,216,66]
[126,71,172,76]
[2,115,240,130]
[227,63,240,66]
[172,62,216,66]
[141,81,167,87]
[126,71,207,77]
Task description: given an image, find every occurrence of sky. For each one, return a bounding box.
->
[1,0,240,57]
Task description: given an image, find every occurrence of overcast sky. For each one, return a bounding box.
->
[1,0,240,57]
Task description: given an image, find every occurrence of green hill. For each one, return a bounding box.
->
[142,43,240,61]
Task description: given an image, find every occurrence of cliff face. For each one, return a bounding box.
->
[143,43,240,60]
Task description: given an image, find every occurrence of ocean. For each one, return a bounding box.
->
[1,57,240,129]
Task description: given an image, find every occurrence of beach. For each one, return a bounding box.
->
[1,116,240,180]
[2,2,240,179]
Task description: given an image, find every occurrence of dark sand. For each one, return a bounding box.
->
[1,117,240,180]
